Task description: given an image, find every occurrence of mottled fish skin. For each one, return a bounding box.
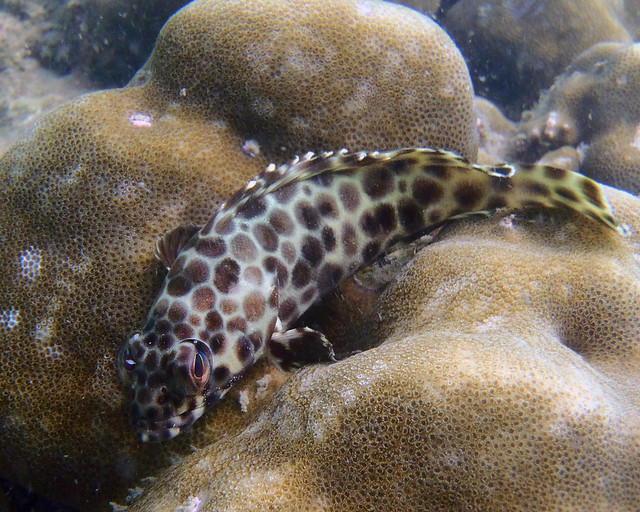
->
[118,148,622,441]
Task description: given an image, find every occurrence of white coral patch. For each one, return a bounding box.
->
[238,390,250,413]
[19,245,42,281]
[128,113,153,127]
[34,317,53,344]
[632,123,640,151]
[0,308,20,330]
[34,317,63,360]
[176,495,205,512]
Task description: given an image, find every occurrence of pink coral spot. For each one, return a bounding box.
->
[128,113,153,127]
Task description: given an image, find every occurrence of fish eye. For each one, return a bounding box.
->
[117,342,137,384]
[189,340,212,388]
[119,344,136,372]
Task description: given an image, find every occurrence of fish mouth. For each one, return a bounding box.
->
[133,403,208,442]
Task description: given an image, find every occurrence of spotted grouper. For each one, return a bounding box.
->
[118,148,623,441]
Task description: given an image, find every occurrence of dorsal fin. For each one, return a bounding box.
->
[217,148,478,216]
[155,224,201,270]
[212,148,623,234]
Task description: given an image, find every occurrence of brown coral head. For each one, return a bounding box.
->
[118,334,222,442]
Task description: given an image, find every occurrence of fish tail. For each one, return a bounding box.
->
[480,162,624,234]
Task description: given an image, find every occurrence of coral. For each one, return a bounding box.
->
[0,0,475,509]
[512,42,640,194]
[145,0,477,160]
[442,0,631,118]
[125,186,640,512]
[474,96,517,164]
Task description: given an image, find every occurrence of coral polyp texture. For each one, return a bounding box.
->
[145,0,477,160]
[513,42,640,195]
[0,0,476,509]
[127,187,640,512]
[442,0,632,117]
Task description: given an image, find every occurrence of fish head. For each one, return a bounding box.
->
[118,328,225,441]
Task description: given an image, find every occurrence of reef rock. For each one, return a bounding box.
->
[443,0,631,117]
[513,42,640,195]
[0,0,475,509]
[127,187,640,512]
[32,0,191,86]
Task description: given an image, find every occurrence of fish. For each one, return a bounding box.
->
[117,147,623,442]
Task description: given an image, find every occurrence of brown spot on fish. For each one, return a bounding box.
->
[341,223,357,256]
[374,203,397,233]
[454,182,483,209]
[214,216,235,235]
[249,331,263,350]
[322,226,336,252]
[268,288,278,309]
[143,351,158,372]
[196,238,226,258]
[192,287,215,312]
[316,194,338,218]
[544,166,568,180]
[167,276,191,297]
[398,198,423,232]
[318,263,343,293]
[237,197,267,219]
[236,336,253,362]
[422,164,451,180]
[269,209,294,235]
[339,182,361,212]
[254,224,279,252]
[154,298,169,316]
[158,334,173,351]
[487,197,508,210]
[296,201,320,230]
[292,261,311,288]
[243,291,266,322]
[280,241,296,263]
[168,302,187,323]
[301,236,323,267]
[156,319,172,333]
[301,286,317,304]
[210,333,225,354]
[227,316,247,333]
[231,233,258,262]
[279,298,298,322]
[412,178,443,206]
[362,241,381,262]
[556,186,580,203]
[523,181,551,197]
[242,265,264,286]
[213,364,230,384]
[273,181,298,204]
[214,258,240,293]
[184,259,209,284]
[581,179,605,208]
[173,323,194,339]
[221,299,238,315]
[363,165,394,199]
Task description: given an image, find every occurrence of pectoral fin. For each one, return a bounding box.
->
[155,224,201,270]
[267,327,336,372]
